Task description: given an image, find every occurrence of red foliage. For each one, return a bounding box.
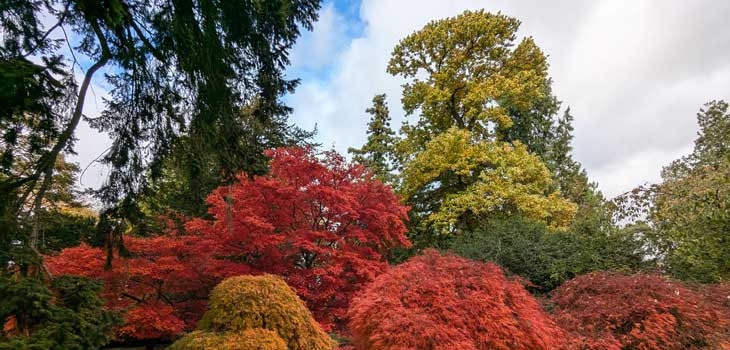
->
[186,147,410,328]
[46,147,410,339]
[347,250,568,350]
[551,272,730,350]
[45,236,215,340]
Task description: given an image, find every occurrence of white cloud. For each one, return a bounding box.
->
[70,77,112,191]
[287,0,730,198]
[289,2,351,71]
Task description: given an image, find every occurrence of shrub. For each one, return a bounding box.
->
[167,329,287,350]
[0,275,118,349]
[551,272,729,349]
[170,275,332,350]
[449,216,646,292]
[348,250,567,350]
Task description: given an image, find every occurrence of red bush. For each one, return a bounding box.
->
[347,250,567,350]
[47,147,410,339]
[551,272,729,349]
[186,147,410,328]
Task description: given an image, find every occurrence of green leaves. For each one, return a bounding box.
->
[617,100,730,283]
[0,276,118,349]
[348,94,398,185]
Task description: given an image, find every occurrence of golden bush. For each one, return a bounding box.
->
[168,328,288,350]
[182,274,332,350]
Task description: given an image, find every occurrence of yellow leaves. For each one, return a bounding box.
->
[388,10,549,144]
[195,275,333,350]
[400,128,576,234]
[168,329,288,350]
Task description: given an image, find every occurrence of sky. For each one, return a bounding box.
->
[71,0,730,199]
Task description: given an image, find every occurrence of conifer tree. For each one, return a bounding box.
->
[348,94,398,184]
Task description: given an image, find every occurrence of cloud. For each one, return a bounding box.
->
[286,0,730,198]
[289,2,352,72]
[70,76,112,191]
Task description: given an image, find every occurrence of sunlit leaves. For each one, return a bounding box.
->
[400,128,575,235]
[388,10,549,147]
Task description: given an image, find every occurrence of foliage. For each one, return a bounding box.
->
[32,208,96,254]
[348,250,568,350]
[168,329,288,350]
[449,216,646,292]
[551,272,730,349]
[348,94,398,185]
[187,275,332,350]
[47,147,409,339]
[1,0,321,261]
[0,275,118,349]
[382,10,582,249]
[614,100,730,282]
[400,128,575,243]
[46,238,213,341]
[186,147,410,328]
[388,10,549,148]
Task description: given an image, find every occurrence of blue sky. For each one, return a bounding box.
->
[70,0,730,199]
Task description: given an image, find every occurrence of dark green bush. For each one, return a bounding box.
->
[0,275,118,350]
[449,216,647,291]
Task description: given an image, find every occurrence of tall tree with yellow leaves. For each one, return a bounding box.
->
[385,10,576,246]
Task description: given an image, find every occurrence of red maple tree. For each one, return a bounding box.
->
[44,236,216,340]
[46,147,410,339]
[551,272,730,350]
[347,250,568,350]
[186,147,411,328]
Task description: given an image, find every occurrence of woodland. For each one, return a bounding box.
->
[1,1,729,349]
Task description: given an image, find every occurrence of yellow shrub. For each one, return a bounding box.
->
[168,328,287,350]
[195,274,332,350]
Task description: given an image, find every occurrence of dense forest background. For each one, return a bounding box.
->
[1,1,729,349]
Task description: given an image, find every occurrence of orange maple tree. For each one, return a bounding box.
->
[347,250,568,350]
[46,147,410,340]
[551,272,730,350]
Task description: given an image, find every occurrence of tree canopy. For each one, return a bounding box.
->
[1,0,321,254]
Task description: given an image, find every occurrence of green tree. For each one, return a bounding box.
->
[348,94,398,184]
[616,100,730,282]
[400,128,575,238]
[388,10,550,152]
[0,275,118,349]
[449,216,648,292]
[1,0,321,259]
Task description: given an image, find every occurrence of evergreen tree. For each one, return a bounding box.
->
[1,0,321,256]
[348,94,398,184]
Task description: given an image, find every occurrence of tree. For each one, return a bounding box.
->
[388,10,550,150]
[169,329,288,350]
[47,147,410,339]
[383,10,578,247]
[171,275,332,350]
[449,216,647,292]
[348,94,398,185]
[45,238,208,342]
[348,250,568,350]
[400,128,575,245]
[1,0,321,255]
[615,100,730,282]
[551,272,730,349]
[187,147,411,328]
[0,275,118,349]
